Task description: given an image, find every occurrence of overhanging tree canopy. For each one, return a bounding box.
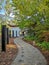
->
[12,0,49,29]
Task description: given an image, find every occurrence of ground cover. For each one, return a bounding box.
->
[0,38,18,65]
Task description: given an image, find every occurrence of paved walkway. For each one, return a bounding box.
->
[11,38,47,65]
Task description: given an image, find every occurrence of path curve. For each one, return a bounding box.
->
[11,38,47,65]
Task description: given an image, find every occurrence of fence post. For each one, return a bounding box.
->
[9,30,11,38]
[7,28,9,44]
[2,25,6,52]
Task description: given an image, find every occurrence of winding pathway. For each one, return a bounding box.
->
[11,38,47,65]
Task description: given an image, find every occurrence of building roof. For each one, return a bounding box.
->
[8,24,18,27]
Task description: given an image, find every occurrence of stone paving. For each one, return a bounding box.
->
[11,38,47,65]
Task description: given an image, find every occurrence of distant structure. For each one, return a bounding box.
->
[8,24,21,38]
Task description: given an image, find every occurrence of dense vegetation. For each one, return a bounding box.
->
[0,0,49,50]
[12,0,49,50]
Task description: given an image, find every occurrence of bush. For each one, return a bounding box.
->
[24,35,35,41]
[36,31,49,42]
[37,41,49,50]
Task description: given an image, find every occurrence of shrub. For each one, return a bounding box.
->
[37,41,49,50]
[37,31,49,42]
[24,35,35,41]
